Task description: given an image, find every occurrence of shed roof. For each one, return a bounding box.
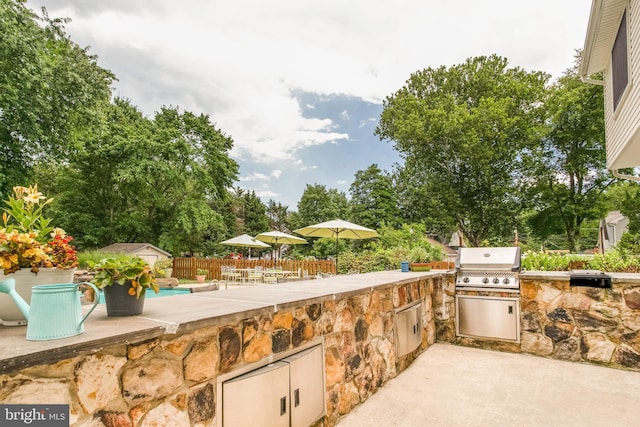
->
[99,243,172,258]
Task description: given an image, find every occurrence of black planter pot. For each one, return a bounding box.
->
[103,281,145,316]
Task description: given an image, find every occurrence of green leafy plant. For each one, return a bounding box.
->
[89,256,159,298]
[196,268,208,275]
[153,258,173,276]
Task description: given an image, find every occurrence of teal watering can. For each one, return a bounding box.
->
[0,278,99,340]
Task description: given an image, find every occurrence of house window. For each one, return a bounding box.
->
[612,10,628,111]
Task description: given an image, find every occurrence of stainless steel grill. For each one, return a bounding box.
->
[455,247,521,291]
[455,246,522,342]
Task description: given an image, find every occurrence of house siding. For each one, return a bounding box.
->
[605,0,640,169]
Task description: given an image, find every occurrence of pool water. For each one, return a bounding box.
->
[98,287,190,303]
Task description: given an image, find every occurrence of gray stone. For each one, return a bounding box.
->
[574,311,618,332]
[121,359,182,405]
[544,324,572,342]
[553,338,581,361]
[580,333,615,363]
[76,354,127,414]
[592,302,620,318]
[355,318,369,342]
[614,345,640,369]
[306,303,321,321]
[292,317,314,347]
[521,331,553,356]
[547,307,572,323]
[219,327,241,372]
[521,312,541,332]
[140,402,189,427]
[272,329,291,353]
[94,411,132,427]
[188,383,214,423]
[623,287,640,310]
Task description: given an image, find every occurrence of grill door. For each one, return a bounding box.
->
[284,345,325,427]
[222,361,290,427]
[456,295,520,342]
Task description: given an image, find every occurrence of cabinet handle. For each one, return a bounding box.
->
[280,396,287,415]
[508,305,513,314]
[294,388,300,407]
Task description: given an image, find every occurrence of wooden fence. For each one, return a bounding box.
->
[172,258,336,281]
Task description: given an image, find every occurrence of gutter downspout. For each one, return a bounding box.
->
[612,169,640,182]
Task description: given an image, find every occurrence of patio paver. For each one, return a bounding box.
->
[337,343,640,427]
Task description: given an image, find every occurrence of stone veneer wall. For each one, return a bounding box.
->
[433,273,640,371]
[0,276,438,427]
[519,278,640,369]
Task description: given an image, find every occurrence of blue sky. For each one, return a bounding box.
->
[239,91,402,208]
[26,0,593,209]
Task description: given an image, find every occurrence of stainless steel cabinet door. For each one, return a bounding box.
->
[396,303,422,357]
[222,361,290,427]
[284,345,325,427]
[456,295,520,342]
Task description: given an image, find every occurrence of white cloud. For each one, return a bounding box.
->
[239,170,282,182]
[26,0,593,206]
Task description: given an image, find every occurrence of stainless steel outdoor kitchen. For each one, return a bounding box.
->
[454,246,522,342]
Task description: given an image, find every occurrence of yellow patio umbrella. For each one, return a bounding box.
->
[255,231,308,265]
[293,219,379,268]
[220,234,270,258]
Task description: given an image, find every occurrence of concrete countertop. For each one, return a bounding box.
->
[0,270,440,374]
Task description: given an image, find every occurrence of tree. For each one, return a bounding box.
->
[240,190,269,237]
[523,55,611,252]
[41,100,239,252]
[349,164,400,230]
[376,55,548,246]
[266,200,291,231]
[0,0,114,195]
[296,184,350,227]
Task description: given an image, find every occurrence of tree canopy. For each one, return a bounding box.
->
[522,57,610,252]
[376,55,549,246]
[0,0,114,196]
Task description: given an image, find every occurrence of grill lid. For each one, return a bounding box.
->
[455,247,521,272]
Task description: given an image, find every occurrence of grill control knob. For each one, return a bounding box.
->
[493,278,500,284]
[482,277,489,284]
[503,278,510,284]
[463,277,470,283]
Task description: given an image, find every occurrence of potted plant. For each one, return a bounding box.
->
[154,258,174,278]
[0,185,79,324]
[407,246,444,271]
[195,268,208,284]
[89,256,159,316]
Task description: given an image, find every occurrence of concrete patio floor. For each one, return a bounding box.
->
[337,343,640,427]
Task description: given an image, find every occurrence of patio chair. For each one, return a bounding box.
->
[221,266,241,285]
[247,269,263,284]
[263,271,278,284]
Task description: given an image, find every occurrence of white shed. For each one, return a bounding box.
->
[99,243,172,268]
[598,210,630,252]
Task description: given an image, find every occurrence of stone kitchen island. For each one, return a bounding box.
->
[0,271,442,427]
[2,269,640,426]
